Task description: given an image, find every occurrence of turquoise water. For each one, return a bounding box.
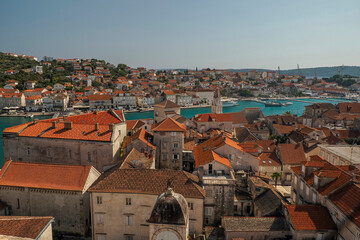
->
[0,98,352,165]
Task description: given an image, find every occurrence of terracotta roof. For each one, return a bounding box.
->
[272,124,295,135]
[89,168,205,199]
[117,148,154,169]
[194,112,247,124]
[152,118,186,132]
[124,128,156,149]
[338,102,360,113]
[278,143,306,165]
[0,161,95,192]
[88,94,112,101]
[0,216,53,239]
[3,110,124,142]
[154,100,180,108]
[286,205,336,231]
[328,183,360,228]
[126,119,145,130]
[258,152,281,166]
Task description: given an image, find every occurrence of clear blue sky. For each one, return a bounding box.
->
[0,0,359,69]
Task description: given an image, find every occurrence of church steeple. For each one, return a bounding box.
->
[211,88,222,114]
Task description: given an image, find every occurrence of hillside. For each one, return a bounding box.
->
[229,66,360,78]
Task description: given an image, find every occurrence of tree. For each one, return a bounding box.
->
[271,172,281,188]
[285,111,291,115]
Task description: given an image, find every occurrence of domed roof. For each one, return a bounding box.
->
[148,188,188,225]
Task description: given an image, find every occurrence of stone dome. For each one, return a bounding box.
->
[148,188,188,225]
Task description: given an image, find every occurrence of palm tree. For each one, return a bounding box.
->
[271,172,282,188]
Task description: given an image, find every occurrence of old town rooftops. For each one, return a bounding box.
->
[285,205,336,231]
[0,160,98,192]
[193,112,248,124]
[89,168,205,199]
[0,216,54,239]
[153,100,180,108]
[152,118,186,132]
[3,110,124,142]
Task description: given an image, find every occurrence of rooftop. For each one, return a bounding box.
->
[222,216,289,232]
[0,160,97,192]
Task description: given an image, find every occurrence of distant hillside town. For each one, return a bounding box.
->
[1,52,360,240]
[1,52,360,115]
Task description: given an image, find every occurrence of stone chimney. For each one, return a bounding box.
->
[52,121,57,129]
[64,121,72,129]
[198,167,204,185]
[109,123,114,131]
[95,122,99,131]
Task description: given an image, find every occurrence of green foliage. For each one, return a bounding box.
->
[324,74,357,87]
[238,89,253,97]
[344,138,360,145]
[270,134,288,144]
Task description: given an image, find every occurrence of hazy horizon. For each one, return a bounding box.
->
[1,0,359,69]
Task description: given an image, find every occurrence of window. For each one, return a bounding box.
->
[126,215,133,226]
[171,132,176,136]
[125,236,133,240]
[209,164,213,174]
[205,207,213,216]
[88,152,92,162]
[174,143,178,148]
[173,154,179,160]
[234,205,238,212]
[96,234,106,240]
[206,189,212,197]
[188,202,194,210]
[96,214,104,224]
[26,147,30,156]
[97,196,102,204]
[126,198,132,206]
[17,198,20,209]
[247,205,251,213]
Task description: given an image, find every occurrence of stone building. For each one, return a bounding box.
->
[2,110,126,171]
[153,100,180,123]
[211,88,222,114]
[193,148,236,226]
[123,128,156,157]
[89,168,205,240]
[148,187,189,240]
[152,118,186,170]
[0,160,100,236]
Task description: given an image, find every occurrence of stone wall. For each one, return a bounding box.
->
[0,187,89,236]
[91,192,203,240]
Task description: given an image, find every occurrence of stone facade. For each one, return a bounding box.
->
[153,131,184,170]
[90,193,203,240]
[3,122,126,172]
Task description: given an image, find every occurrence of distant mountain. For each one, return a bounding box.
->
[229,66,360,78]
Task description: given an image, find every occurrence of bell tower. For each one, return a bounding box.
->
[211,88,222,114]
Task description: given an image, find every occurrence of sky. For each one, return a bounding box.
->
[0,0,359,70]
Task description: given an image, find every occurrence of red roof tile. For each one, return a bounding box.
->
[0,216,53,239]
[278,143,306,165]
[0,161,94,192]
[89,168,205,199]
[152,118,186,132]
[286,205,336,231]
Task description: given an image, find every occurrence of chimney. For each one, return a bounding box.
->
[52,121,57,128]
[198,167,204,185]
[63,116,68,121]
[64,121,72,129]
[109,123,114,131]
[95,122,99,131]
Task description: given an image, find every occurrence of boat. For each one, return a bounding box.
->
[221,99,239,107]
[285,102,293,105]
[25,114,34,118]
[264,102,282,107]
